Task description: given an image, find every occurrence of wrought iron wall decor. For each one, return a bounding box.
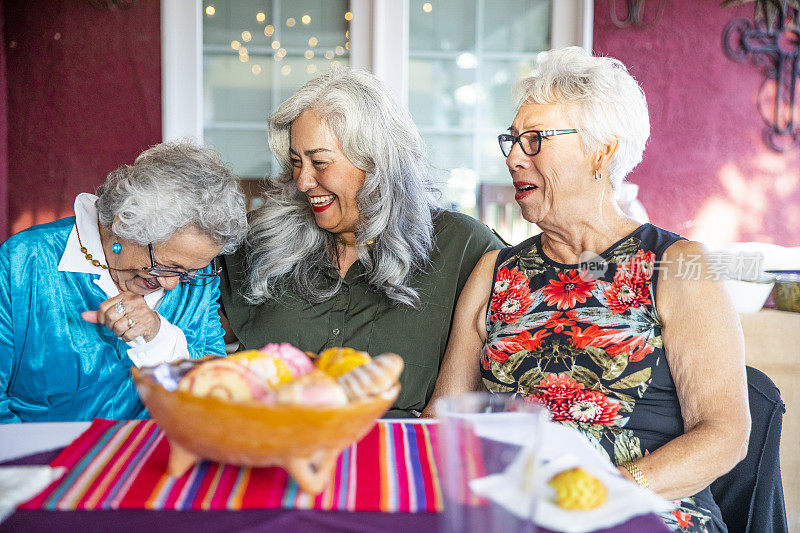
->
[723,5,800,151]
[609,0,667,28]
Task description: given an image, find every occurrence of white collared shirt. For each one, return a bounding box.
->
[57,193,190,367]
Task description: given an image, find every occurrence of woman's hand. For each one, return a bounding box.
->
[82,293,162,342]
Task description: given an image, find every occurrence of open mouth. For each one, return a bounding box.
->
[513,182,539,200]
[309,194,336,213]
[141,277,160,290]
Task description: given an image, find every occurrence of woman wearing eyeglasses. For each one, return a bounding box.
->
[0,141,248,422]
[422,48,749,532]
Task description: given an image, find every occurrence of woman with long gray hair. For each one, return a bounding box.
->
[219,68,503,418]
[0,141,248,422]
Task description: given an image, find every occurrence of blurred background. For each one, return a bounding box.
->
[2,0,798,247]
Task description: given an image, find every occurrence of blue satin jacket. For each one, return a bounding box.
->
[0,217,226,423]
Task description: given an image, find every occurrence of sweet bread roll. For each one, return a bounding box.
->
[548,467,607,510]
[227,350,293,388]
[178,360,269,402]
[259,342,314,378]
[337,353,404,401]
[274,370,348,407]
[317,347,372,378]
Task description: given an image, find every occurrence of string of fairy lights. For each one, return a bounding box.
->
[203,2,436,77]
[204,4,353,77]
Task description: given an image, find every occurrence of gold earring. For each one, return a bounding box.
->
[594,170,602,180]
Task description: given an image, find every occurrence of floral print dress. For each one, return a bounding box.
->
[481,224,727,533]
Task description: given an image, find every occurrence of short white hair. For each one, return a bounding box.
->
[96,141,248,254]
[513,47,650,189]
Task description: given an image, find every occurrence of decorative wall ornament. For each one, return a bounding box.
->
[609,0,667,28]
[723,1,800,151]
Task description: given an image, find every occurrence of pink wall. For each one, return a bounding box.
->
[0,1,8,239]
[3,0,162,239]
[594,1,799,246]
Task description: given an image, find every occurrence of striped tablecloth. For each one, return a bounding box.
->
[20,419,443,513]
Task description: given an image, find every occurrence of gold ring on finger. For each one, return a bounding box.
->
[126,315,135,329]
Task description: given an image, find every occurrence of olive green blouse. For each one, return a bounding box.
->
[218,210,505,418]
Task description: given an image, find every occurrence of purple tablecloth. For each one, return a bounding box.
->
[0,449,671,533]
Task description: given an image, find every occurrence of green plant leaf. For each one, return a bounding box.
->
[612,430,643,465]
[647,336,663,349]
[608,367,652,391]
[518,366,546,390]
[571,365,601,390]
[492,350,528,384]
[483,379,516,394]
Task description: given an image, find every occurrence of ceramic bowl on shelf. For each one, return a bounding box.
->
[131,358,399,495]
[771,272,800,313]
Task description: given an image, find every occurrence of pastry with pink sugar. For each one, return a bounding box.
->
[259,342,314,378]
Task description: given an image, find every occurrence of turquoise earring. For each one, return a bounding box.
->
[112,241,122,254]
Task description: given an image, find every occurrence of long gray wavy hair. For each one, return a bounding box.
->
[245,68,441,308]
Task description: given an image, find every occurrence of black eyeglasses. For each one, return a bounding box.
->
[498,129,578,157]
[142,244,221,286]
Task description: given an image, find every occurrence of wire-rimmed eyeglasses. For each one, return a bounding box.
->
[498,129,578,157]
[143,244,221,286]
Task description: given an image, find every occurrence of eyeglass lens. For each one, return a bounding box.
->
[500,131,541,157]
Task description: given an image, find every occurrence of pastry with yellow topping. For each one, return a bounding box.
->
[548,467,607,510]
[316,347,372,378]
[227,350,293,388]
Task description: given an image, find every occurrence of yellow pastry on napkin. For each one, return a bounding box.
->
[548,467,607,510]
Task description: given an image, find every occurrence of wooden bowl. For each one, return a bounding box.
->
[131,359,399,495]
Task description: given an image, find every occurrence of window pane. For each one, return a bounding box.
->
[408,0,477,52]
[204,128,271,178]
[409,59,476,129]
[481,59,536,127]
[202,0,349,181]
[481,0,550,53]
[407,0,550,241]
[204,54,273,123]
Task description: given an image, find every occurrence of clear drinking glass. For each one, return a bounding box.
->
[435,392,547,533]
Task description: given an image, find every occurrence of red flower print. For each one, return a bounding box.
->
[542,269,597,310]
[490,270,534,324]
[671,510,693,528]
[567,324,654,363]
[542,311,579,333]
[493,266,530,295]
[535,372,584,390]
[618,250,656,282]
[529,372,619,426]
[566,390,620,425]
[483,330,552,370]
[605,272,652,314]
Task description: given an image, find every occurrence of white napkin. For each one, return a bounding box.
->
[470,451,673,533]
[0,466,66,522]
[457,412,618,474]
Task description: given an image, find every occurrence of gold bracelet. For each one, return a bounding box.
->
[620,461,650,490]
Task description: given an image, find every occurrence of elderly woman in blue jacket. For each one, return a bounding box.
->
[0,141,248,422]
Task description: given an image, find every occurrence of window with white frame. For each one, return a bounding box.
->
[163,0,592,237]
